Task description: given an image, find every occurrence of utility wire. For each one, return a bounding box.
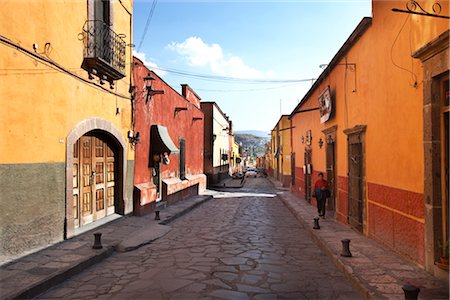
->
[195,82,308,92]
[0,36,131,99]
[150,65,314,84]
[137,0,157,52]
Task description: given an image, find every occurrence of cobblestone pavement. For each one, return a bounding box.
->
[38,178,360,300]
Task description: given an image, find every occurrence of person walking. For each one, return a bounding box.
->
[314,172,330,218]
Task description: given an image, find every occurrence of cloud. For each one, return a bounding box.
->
[133,51,167,76]
[167,36,273,79]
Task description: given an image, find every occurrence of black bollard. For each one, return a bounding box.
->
[155,210,160,221]
[402,285,420,300]
[313,217,320,229]
[340,239,352,257]
[92,232,103,249]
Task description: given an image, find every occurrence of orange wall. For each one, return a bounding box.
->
[289,0,449,266]
[0,0,134,163]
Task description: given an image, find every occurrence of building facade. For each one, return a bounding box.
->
[132,58,206,215]
[0,0,134,264]
[271,115,292,188]
[201,102,232,185]
[288,0,448,276]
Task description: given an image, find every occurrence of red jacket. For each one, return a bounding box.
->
[314,179,328,190]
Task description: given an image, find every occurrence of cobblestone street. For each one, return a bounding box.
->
[38,178,360,300]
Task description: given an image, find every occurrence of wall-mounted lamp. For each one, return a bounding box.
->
[128,130,140,145]
[318,138,324,149]
[213,134,217,142]
[144,73,164,102]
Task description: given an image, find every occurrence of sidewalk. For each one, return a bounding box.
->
[0,195,212,300]
[268,177,449,300]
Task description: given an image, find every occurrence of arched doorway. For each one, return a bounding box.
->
[73,131,118,228]
[66,118,127,238]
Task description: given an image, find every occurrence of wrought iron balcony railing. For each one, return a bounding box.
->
[81,20,126,82]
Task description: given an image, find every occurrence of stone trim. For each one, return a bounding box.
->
[65,118,128,239]
[412,30,449,275]
[343,124,366,136]
[412,30,449,62]
[323,125,337,144]
[344,124,367,234]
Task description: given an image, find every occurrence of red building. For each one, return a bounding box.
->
[133,57,206,215]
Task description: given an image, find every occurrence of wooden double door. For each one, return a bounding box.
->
[73,134,116,228]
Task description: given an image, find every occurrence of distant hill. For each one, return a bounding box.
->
[235,133,268,157]
[235,130,270,139]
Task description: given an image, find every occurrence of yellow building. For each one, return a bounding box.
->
[270,115,292,187]
[231,138,242,174]
[289,0,448,275]
[0,0,134,264]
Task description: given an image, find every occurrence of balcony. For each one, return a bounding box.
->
[81,20,126,82]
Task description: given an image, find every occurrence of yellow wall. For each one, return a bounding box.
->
[270,115,291,183]
[0,0,134,163]
[292,0,449,193]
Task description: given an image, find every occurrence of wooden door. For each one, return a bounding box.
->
[440,75,449,248]
[348,142,363,232]
[326,142,336,213]
[291,152,296,186]
[304,149,312,202]
[73,135,116,228]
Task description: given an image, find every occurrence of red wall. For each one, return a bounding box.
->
[133,58,204,208]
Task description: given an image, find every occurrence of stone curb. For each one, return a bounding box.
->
[4,195,213,300]
[278,194,376,300]
[6,247,115,300]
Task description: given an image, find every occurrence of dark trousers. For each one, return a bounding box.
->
[317,196,327,216]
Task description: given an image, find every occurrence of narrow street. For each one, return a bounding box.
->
[38,178,360,300]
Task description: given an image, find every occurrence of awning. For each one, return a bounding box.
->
[150,125,179,155]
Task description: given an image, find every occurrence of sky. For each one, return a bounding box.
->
[133,0,372,132]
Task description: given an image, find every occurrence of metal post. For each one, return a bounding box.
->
[313,217,320,229]
[402,285,420,300]
[340,239,352,257]
[92,232,103,249]
[155,210,160,221]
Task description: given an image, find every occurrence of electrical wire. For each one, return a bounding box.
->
[0,35,131,99]
[149,65,314,84]
[194,82,309,92]
[390,14,418,86]
[137,0,158,52]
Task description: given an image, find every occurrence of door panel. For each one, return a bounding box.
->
[326,142,336,212]
[304,149,312,202]
[74,135,116,228]
[348,142,363,232]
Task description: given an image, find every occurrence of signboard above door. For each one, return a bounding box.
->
[318,86,333,123]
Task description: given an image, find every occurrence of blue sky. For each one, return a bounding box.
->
[133,0,372,132]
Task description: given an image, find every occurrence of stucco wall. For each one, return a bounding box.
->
[0,0,134,261]
[133,59,205,210]
[289,1,449,266]
[0,163,65,264]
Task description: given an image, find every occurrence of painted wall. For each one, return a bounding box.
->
[270,115,291,187]
[201,102,232,184]
[0,0,134,264]
[133,58,205,213]
[289,0,449,266]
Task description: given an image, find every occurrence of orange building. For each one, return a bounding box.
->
[289,0,448,277]
[0,0,134,263]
